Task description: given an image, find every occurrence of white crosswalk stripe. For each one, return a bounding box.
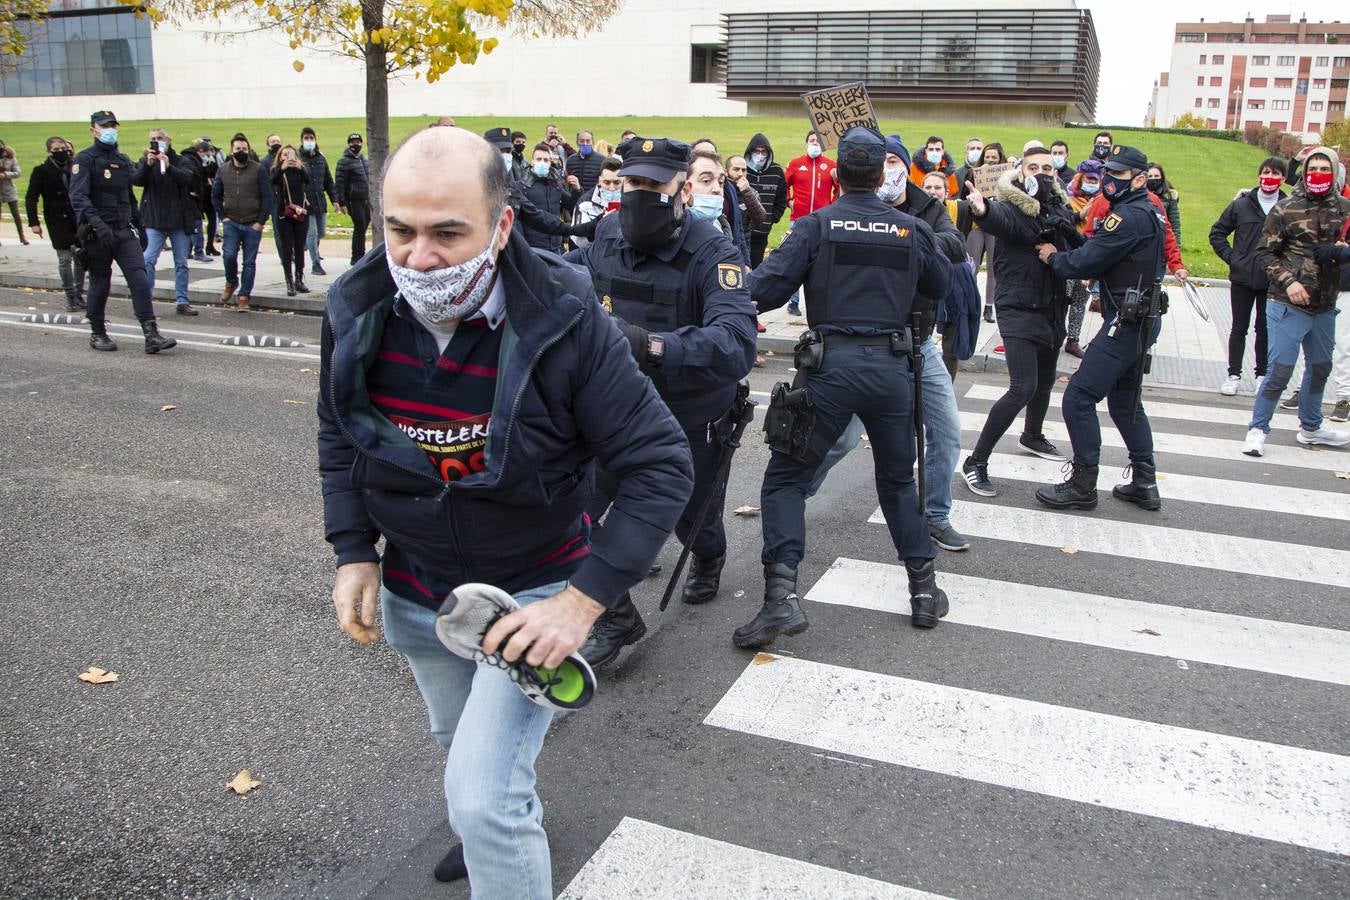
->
[806,558,1350,686]
[705,655,1350,856]
[974,451,1349,520]
[962,383,1303,431]
[558,817,951,899]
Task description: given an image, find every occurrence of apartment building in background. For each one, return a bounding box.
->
[1148,14,1350,140]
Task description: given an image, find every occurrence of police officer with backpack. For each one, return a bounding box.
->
[565,136,758,668]
[1034,145,1167,512]
[736,126,953,648]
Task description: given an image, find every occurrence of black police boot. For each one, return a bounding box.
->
[285,264,296,297]
[1035,461,1099,510]
[732,564,808,649]
[141,320,178,354]
[577,594,646,669]
[906,559,950,629]
[89,321,117,352]
[1112,459,1162,511]
[681,553,725,605]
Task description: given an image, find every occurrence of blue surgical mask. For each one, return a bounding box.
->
[1081,180,1100,195]
[302,139,316,152]
[926,149,943,165]
[599,188,622,203]
[1051,154,1067,169]
[689,193,723,221]
[532,161,551,179]
[502,153,513,172]
[579,145,593,158]
[97,128,118,145]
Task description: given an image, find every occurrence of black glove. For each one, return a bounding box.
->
[612,316,649,365]
[1312,242,1347,264]
[90,219,115,248]
[569,215,600,242]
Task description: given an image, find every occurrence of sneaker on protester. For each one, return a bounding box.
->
[1296,424,1350,447]
[1330,399,1350,422]
[1219,375,1240,396]
[435,582,596,711]
[961,456,996,497]
[1279,390,1300,410]
[1242,427,1267,457]
[1018,433,1067,461]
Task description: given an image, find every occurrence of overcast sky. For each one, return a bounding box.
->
[1081,0,1349,123]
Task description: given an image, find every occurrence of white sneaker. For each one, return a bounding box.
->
[1296,425,1350,447]
[1242,428,1266,457]
[1219,375,1240,396]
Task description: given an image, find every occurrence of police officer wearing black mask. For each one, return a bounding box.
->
[69,110,177,354]
[1034,145,1167,512]
[737,127,953,647]
[565,136,758,668]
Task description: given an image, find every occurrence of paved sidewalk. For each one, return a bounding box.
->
[0,236,1258,396]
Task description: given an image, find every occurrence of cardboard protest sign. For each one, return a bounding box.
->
[971,162,1016,195]
[801,83,878,151]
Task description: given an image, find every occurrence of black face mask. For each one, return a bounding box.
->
[348,144,362,155]
[1146,178,1164,193]
[268,144,281,155]
[51,149,71,165]
[1102,172,1137,205]
[232,150,250,164]
[512,144,526,157]
[619,189,683,253]
[1092,144,1110,160]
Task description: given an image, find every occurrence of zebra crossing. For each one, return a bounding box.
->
[559,382,1350,898]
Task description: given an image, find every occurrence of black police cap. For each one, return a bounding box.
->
[617,137,691,182]
[838,126,885,166]
[483,127,512,150]
[1103,144,1148,174]
[90,110,118,126]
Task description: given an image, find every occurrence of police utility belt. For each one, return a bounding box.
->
[762,328,913,462]
[1107,282,1169,327]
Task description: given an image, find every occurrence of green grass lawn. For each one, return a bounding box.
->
[3,115,1271,277]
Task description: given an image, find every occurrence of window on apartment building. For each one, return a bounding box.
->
[1213,54,1225,64]
[1307,122,1321,133]
[1194,97,1203,107]
[1247,99,1265,109]
[1269,121,1287,130]
[1199,54,1207,64]
[1275,78,1293,88]
[1196,75,1205,86]
[1206,118,1220,128]
[1310,101,1324,111]
[1252,56,1269,65]
[1315,56,1329,67]
[1179,33,1203,43]
[1277,55,1294,66]
[1330,101,1346,114]
[1334,57,1349,67]
[1271,99,1291,110]
[1210,76,1222,86]
[1313,79,1327,89]
[1207,98,1220,108]
[1249,77,1267,87]
[1332,79,1349,90]
[690,44,720,83]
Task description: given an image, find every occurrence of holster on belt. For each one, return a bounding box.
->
[764,331,819,463]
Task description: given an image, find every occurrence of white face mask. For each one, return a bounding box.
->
[876,165,907,204]
[967,149,982,166]
[806,143,822,159]
[386,229,500,324]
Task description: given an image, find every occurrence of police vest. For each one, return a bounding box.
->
[589,223,711,333]
[803,205,917,333]
[1101,203,1165,310]
[80,146,135,226]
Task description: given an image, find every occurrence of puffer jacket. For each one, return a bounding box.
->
[1209,187,1285,289]
[971,169,1084,347]
[1256,154,1350,314]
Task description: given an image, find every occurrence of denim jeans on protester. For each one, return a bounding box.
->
[220,219,263,296]
[381,580,566,900]
[806,338,961,525]
[143,227,191,305]
[305,208,327,267]
[1248,300,1337,433]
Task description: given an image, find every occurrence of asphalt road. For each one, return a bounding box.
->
[1,286,1346,899]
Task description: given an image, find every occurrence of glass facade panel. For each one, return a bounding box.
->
[0,10,154,98]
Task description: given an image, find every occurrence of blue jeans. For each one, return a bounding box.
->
[143,227,190,305]
[305,208,327,267]
[381,580,566,900]
[807,338,961,525]
[1249,300,1337,433]
[221,220,263,296]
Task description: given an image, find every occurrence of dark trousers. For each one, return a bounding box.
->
[349,199,371,264]
[749,231,769,268]
[762,344,932,568]
[972,336,1058,461]
[277,216,307,280]
[85,225,155,325]
[586,422,728,562]
[1228,282,1269,378]
[1062,316,1162,467]
[202,205,218,249]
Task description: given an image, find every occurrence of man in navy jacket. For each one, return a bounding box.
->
[317,126,692,898]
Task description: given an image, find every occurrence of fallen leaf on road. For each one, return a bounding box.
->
[160,404,177,412]
[1135,628,1161,636]
[23,287,35,293]
[226,770,262,795]
[752,653,778,665]
[282,399,303,405]
[788,319,807,326]
[734,505,761,516]
[299,368,312,374]
[764,350,774,357]
[1176,660,1189,670]
[1060,546,1079,555]
[1335,471,1350,480]
[77,666,118,684]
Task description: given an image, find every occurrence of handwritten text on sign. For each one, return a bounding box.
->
[801,83,878,151]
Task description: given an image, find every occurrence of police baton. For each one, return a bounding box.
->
[659,380,757,612]
[909,314,927,514]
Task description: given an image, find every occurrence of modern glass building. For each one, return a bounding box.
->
[1,1,155,99]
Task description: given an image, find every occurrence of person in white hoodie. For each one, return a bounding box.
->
[569,157,622,248]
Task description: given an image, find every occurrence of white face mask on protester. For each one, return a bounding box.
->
[806,143,822,159]
[876,165,908,204]
[386,229,500,324]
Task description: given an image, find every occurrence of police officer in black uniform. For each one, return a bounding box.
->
[69,110,176,354]
[565,136,758,667]
[735,126,953,648]
[1034,145,1166,511]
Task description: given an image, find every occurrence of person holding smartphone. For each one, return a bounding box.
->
[569,156,623,249]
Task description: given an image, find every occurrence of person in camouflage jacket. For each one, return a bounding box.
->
[1243,146,1350,455]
